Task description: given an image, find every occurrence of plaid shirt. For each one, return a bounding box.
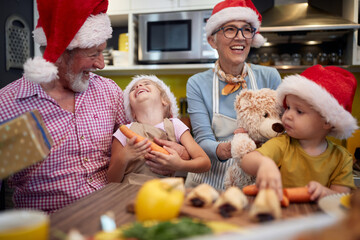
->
[0,73,127,213]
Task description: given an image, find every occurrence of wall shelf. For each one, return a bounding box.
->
[95,64,360,76]
[95,63,215,76]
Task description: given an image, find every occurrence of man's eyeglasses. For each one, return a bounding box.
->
[212,26,256,39]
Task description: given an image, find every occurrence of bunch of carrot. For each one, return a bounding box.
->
[242,185,311,207]
[119,125,169,155]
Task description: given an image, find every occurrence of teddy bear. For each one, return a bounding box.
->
[224,88,284,189]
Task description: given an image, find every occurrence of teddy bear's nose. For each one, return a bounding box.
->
[272,123,284,133]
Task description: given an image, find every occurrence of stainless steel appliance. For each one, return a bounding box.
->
[138,10,218,64]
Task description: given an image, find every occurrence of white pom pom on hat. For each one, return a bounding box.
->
[205,0,266,48]
[123,75,179,122]
[24,0,112,83]
[23,57,58,83]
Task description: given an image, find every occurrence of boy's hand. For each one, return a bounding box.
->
[307,181,331,201]
[256,158,283,200]
[308,181,352,201]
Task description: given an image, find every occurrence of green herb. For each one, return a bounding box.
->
[122,217,212,240]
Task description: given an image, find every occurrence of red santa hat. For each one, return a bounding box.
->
[205,0,266,48]
[123,75,179,122]
[277,65,358,139]
[24,0,112,84]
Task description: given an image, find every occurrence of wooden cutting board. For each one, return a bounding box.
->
[180,202,256,227]
[126,195,320,227]
[180,196,320,227]
[126,200,255,226]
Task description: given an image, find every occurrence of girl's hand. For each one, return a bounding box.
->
[124,136,151,162]
[152,137,190,160]
[147,146,183,171]
[256,158,283,200]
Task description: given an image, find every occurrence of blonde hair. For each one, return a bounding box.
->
[151,81,172,118]
[124,74,179,122]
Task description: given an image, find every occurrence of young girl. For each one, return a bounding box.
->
[108,75,211,183]
[241,65,358,201]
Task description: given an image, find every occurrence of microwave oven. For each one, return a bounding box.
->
[138,10,218,64]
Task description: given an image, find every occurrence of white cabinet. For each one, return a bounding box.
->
[129,0,220,12]
[107,0,130,14]
[131,0,178,11]
[179,0,221,8]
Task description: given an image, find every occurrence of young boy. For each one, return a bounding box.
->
[108,75,210,184]
[241,65,358,201]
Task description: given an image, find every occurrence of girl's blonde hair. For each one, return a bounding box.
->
[152,81,172,119]
[123,75,179,122]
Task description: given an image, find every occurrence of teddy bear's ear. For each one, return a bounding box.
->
[235,90,252,111]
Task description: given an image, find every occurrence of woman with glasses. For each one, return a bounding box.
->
[185,0,281,191]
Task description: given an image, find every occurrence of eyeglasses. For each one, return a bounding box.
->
[212,26,256,39]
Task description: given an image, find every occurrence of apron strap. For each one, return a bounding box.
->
[247,63,258,90]
[212,73,219,114]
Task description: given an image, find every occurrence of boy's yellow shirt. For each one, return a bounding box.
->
[257,134,355,189]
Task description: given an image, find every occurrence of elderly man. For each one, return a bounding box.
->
[0,0,125,213]
[0,0,187,213]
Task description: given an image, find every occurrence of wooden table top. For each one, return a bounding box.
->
[50,183,140,239]
[50,182,321,240]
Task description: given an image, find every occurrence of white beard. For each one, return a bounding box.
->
[65,70,92,93]
[70,73,89,92]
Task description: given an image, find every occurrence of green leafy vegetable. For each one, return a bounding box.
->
[121,217,212,240]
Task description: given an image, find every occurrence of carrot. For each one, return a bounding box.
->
[281,191,290,207]
[243,185,310,206]
[119,125,169,155]
[283,187,311,203]
[242,185,258,196]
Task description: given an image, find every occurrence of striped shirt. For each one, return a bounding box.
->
[0,73,127,213]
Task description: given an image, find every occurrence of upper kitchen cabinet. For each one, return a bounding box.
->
[178,0,222,8]
[108,0,130,14]
[131,0,178,11]
[107,0,221,26]
[107,0,130,26]
[130,0,222,12]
